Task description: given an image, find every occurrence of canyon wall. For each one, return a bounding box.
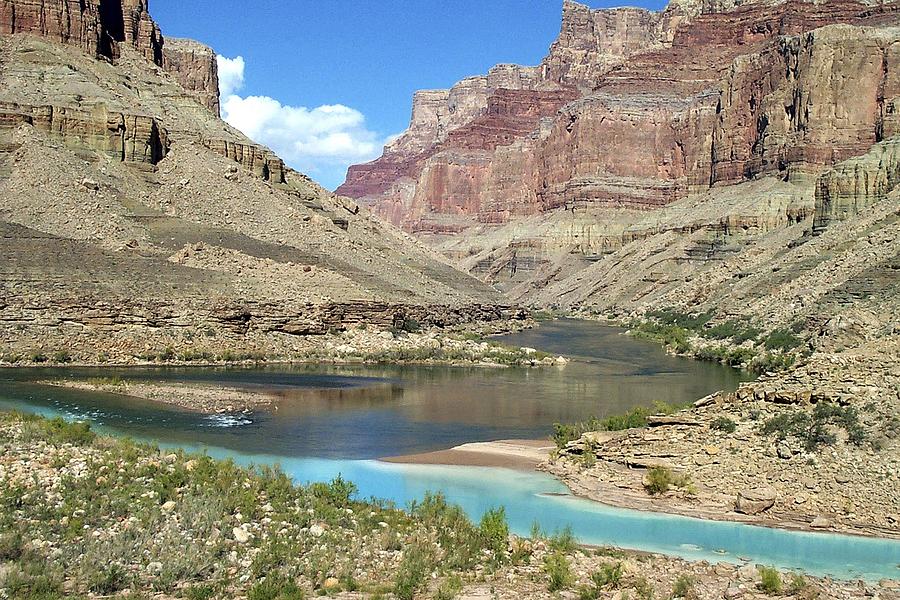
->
[338,0,900,234]
[0,0,220,114]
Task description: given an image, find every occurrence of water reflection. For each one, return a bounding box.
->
[0,321,750,459]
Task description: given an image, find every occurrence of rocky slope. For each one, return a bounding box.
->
[0,0,509,363]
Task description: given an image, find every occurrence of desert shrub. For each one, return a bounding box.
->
[478,507,509,563]
[434,575,463,600]
[761,402,866,451]
[601,407,650,431]
[548,525,577,553]
[309,475,356,508]
[28,351,48,363]
[629,322,691,354]
[671,574,696,599]
[247,574,305,600]
[633,576,654,600]
[592,562,623,588]
[409,492,482,569]
[24,417,96,446]
[644,466,674,495]
[88,564,129,594]
[1,558,64,600]
[647,310,713,330]
[184,584,217,600]
[764,329,803,352]
[52,350,72,363]
[757,566,782,595]
[0,531,23,561]
[394,544,433,600]
[710,417,736,433]
[787,573,808,594]
[543,552,573,592]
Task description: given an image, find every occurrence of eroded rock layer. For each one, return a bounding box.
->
[339,0,900,233]
[0,3,507,362]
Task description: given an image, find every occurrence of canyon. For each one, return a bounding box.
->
[0,0,508,363]
[339,0,900,334]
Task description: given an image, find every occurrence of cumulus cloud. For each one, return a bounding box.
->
[217,56,245,98]
[216,55,384,189]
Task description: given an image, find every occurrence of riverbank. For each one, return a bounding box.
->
[383,439,554,470]
[1,411,896,599]
[547,336,900,541]
[1,319,572,370]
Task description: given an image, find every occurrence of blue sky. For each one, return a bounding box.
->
[153,0,667,189]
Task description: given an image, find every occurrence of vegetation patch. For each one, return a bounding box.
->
[760,402,867,451]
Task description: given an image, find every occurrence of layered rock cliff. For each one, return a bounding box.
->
[0,0,507,362]
[339,0,900,234]
[0,0,220,114]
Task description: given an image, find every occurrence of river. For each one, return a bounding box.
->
[2,320,898,580]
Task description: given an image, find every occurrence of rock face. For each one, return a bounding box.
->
[0,101,168,165]
[0,0,220,114]
[338,0,900,233]
[0,2,506,362]
[162,38,220,115]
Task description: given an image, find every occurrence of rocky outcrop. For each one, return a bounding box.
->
[162,38,220,115]
[814,139,900,232]
[0,0,162,63]
[0,101,168,164]
[0,1,220,114]
[340,0,900,233]
[201,139,286,183]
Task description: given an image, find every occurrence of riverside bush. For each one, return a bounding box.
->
[760,402,866,451]
[764,328,803,352]
[757,566,782,594]
[544,552,573,592]
[393,543,432,600]
[644,466,674,495]
[478,506,510,564]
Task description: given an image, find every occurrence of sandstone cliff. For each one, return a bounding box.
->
[0,0,507,362]
[339,1,900,233]
[0,0,220,114]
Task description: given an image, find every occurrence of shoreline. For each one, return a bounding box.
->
[386,437,900,542]
[382,439,555,471]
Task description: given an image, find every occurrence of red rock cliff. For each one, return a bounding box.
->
[0,0,220,114]
[338,0,900,232]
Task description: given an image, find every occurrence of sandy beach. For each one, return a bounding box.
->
[382,439,554,470]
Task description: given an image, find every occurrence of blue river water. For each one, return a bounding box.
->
[1,320,898,581]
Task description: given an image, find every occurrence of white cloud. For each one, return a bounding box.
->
[216,55,384,189]
[217,55,245,98]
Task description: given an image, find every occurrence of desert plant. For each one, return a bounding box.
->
[478,506,509,564]
[671,574,696,599]
[757,566,782,595]
[644,466,674,495]
[394,544,432,600]
[543,552,573,592]
[710,416,736,433]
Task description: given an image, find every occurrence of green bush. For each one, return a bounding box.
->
[710,417,736,433]
[543,552,573,592]
[644,466,674,495]
[787,573,808,594]
[548,525,577,553]
[394,544,432,600]
[671,574,696,599]
[40,417,96,446]
[87,564,129,594]
[757,566,782,595]
[647,310,714,330]
[184,584,217,600]
[434,575,463,600]
[0,531,23,561]
[51,350,72,364]
[764,329,803,352]
[591,562,623,589]
[478,507,509,564]
[247,574,305,600]
[760,402,866,452]
[309,475,357,507]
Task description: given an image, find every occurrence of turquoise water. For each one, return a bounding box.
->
[2,321,898,580]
